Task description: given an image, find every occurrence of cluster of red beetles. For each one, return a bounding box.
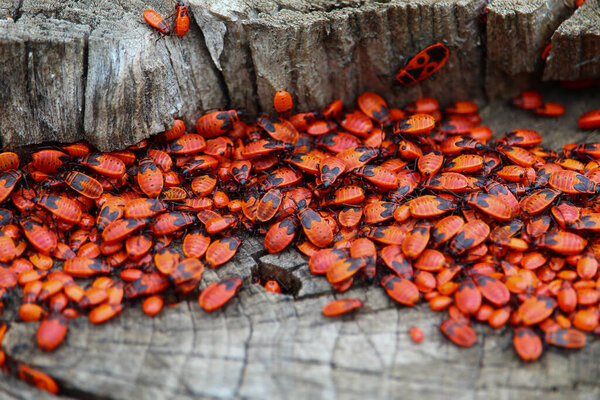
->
[0,1,595,393]
[0,84,600,393]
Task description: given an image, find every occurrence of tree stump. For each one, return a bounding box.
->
[1,1,600,399]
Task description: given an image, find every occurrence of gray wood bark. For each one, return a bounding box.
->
[0,0,227,152]
[1,0,598,152]
[194,0,488,115]
[485,0,572,99]
[542,0,600,81]
[0,20,89,149]
[2,87,600,399]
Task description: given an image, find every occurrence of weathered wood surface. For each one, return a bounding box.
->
[543,0,600,81]
[0,0,227,152]
[485,0,572,98]
[194,0,489,115]
[1,0,598,151]
[2,86,600,399]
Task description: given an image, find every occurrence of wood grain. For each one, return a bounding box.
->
[543,0,600,81]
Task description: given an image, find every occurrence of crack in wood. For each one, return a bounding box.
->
[233,303,253,398]
[9,0,23,21]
